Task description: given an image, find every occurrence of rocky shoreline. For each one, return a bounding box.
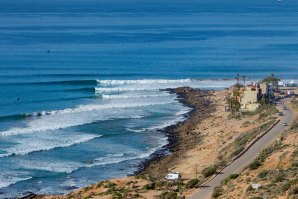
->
[136,87,216,177]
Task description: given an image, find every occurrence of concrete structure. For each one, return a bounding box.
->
[260,82,275,101]
[236,82,276,112]
[238,85,262,112]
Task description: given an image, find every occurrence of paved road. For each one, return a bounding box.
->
[190,99,295,199]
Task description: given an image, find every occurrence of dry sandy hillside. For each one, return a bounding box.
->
[212,97,298,199]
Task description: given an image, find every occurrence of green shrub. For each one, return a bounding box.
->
[159,191,178,199]
[249,143,282,170]
[231,146,245,157]
[272,172,285,183]
[221,174,239,185]
[143,182,156,190]
[249,160,261,170]
[257,170,268,179]
[135,174,146,179]
[229,174,239,179]
[212,186,223,198]
[289,186,298,195]
[279,181,291,192]
[289,178,298,185]
[83,186,93,192]
[216,159,227,168]
[202,165,217,178]
[246,185,254,192]
[112,193,123,199]
[186,179,199,189]
[95,182,104,188]
[156,181,167,188]
[104,182,116,188]
[242,121,251,127]
[292,161,298,167]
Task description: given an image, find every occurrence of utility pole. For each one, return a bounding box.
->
[235,73,240,84]
[242,75,246,86]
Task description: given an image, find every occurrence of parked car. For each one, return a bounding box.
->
[278,112,283,116]
[282,123,287,126]
[283,106,287,110]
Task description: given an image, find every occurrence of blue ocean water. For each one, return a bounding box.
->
[0,0,298,197]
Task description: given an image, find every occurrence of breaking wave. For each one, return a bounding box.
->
[0,134,101,158]
[98,79,192,85]
[0,173,32,189]
[0,99,174,136]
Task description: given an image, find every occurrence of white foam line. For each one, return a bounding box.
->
[14,136,168,174]
[175,107,192,116]
[101,93,170,99]
[87,147,161,168]
[0,101,173,137]
[17,160,83,174]
[0,134,102,158]
[95,87,160,92]
[0,176,32,189]
[97,79,192,85]
[0,171,32,189]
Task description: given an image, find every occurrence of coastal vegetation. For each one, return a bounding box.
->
[202,165,217,178]
[212,99,298,199]
[218,119,276,167]
[260,75,280,87]
[226,83,242,115]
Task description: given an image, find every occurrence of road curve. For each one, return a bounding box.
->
[190,98,295,199]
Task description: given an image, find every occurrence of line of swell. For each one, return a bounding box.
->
[0,80,98,86]
[64,87,95,92]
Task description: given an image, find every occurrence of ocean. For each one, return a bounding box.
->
[0,0,297,197]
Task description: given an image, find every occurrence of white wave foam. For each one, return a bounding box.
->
[17,148,159,174]
[89,147,160,168]
[175,107,192,116]
[101,93,170,99]
[148,116,186,130]
[96,79,235,93]
[0,100,173,137]
[126,128,146,133]
[97,78,236,87]
[129,115,146,119]
[96,87,160,92]
[0,134,101,158]
[126,106,190,133]
[14,133,168,175]
[98,79,192,85]
[0,171,32,189]
[18,160,83,174]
